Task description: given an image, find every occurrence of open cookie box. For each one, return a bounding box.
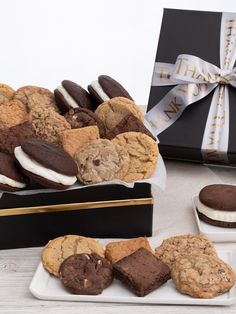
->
[0,182,153,250]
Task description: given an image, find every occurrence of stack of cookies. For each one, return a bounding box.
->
[0,76,158,191]
[41,234,235,298]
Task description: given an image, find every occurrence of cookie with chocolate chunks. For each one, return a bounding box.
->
[59,253,113,295]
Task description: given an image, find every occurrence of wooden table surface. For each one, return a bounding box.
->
[1,160,236,314]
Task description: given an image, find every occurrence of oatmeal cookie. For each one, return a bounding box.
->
[14,85,59,112]
[155,234,217,269]
[29,106,70,145]
[171,253,235,298]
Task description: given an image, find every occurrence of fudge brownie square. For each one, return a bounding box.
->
[113,247,171,297]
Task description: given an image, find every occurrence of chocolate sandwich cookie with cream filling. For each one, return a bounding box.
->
[14,139,78,190]
[54,80,94,113]
[88,75,133,106]
[0,152,28,191]
[197,184,236,228]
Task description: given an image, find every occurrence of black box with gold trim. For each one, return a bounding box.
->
[0,183,153,249]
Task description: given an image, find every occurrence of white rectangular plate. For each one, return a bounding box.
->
[29,250,236,305]
[193,196,236,242]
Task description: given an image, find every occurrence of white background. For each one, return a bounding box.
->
[1,0,236,106]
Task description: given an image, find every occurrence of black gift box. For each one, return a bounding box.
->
[0,183,153,250]
[147,8,236,164]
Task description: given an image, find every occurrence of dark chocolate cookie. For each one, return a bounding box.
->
[0,121,37,155]
[65,108,106,138]
[21,139,78,176]
[106,113,156,140]
[59,253,113,295]
[0,152,28,191]
[199,184,236,211]
[54,80,95,114]
[88,75,133,106]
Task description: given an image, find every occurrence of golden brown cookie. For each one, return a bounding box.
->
[95,97,144,132]
[105,237,153,264]
[75,139,130,184]
[171,253,235,298]
[60,126,100,157]
[41,235,105,277]
[112,131,158,182]
[0,100,28,129]
[0,83,15,105]
[155,234,217,270]
[14,85,59,112]
[29,106,70,145]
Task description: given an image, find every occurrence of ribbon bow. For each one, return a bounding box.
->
[145,12,236,163]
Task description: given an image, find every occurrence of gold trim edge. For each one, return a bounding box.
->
[0,198,153,217]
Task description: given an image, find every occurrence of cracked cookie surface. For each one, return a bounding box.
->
[75,138,129,184]
[171,253,235,298]
[95,97,144,132]
[59,253,113,295]
[155,234,217,269]
[14,85,59,112]
[41,235,104,277]
[112,131,158,182]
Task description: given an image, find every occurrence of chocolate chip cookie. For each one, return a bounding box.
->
[65,107,106,138]
[59,253,113,295]
[75,139,130,184]
[14,85,59,112]
[171,253,235,298]
[42,235,105,277]
[112,132,158,182]
[29,106,71,145]
[155,234,217,269]
[95,97,144,132]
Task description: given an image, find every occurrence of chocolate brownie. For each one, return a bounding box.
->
[65,108,106,138]
[88,75,133,106]
[113,248,171,297]
[54,80,95,113]
[198,184,236,228]
[59,253,113,295]
[106,113,156,140]
[0,152,28,191]
[0,122,37,155]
